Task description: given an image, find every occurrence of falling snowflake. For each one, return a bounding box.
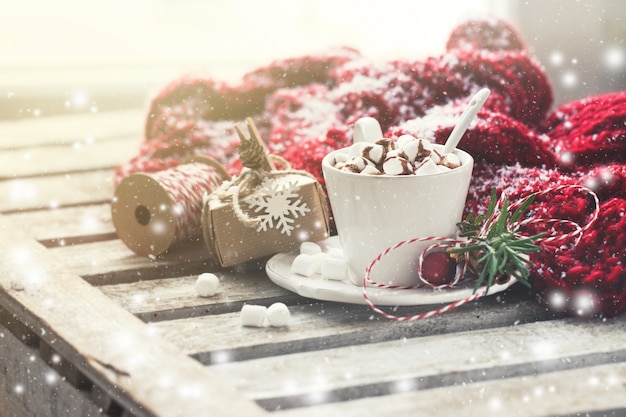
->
[245,178,310,235]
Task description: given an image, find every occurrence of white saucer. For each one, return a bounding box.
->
[265,236,516,306]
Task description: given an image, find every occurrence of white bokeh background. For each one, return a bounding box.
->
[0,1,506,84]
[1,0,624,118]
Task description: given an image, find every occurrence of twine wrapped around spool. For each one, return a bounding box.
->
[111,156,229,256]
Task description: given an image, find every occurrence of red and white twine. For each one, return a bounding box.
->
[150,162,224,244]
[362,185,600,321]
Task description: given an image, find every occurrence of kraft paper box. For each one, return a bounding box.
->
[202,172,330,267]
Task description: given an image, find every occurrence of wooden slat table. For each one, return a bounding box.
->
[1,109,625,417]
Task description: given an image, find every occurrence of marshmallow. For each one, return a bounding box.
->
[353,117,384,143]
[361,165,382,175]
[333,126,462,178]
[383,156,414,175]
[376,138,396,154]
[347,141,370,158]
[300,241,322,255]
[333,152,349,164]
[385,149,409,160]
[311,252,328,274]
[415,157,441,175]
[291,253,318,277]
[322,257,348,281]
[195,273,220,297]
[327,247,345,259]
[363,144,386,164]
[400,138,421,162]
[348,156,369,171]
[440,152,461,169]
[396,134,417,148]
[338,163,362,173]
[417,139,434,157]
[375,138,396,151]
[429,149,443,164]
[240,304,267,327]
[266,302,290,327]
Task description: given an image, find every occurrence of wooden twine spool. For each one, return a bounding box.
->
[111,156,229,256]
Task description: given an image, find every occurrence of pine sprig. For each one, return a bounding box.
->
[450,189,545,294]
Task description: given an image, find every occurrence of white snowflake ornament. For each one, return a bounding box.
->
[244,178,311,235]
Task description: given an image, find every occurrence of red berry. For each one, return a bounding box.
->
[420,251,457,286]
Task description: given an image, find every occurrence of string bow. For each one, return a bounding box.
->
[362,185,600,321]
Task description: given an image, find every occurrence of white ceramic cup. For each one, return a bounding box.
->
[321,144,473,287]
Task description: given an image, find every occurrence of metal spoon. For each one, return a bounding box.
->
[442,88,491,154]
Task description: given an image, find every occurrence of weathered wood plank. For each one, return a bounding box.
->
[0,109,144,149]
[0,323,105,417]
[0,214,267,417]
[0,306,39,347]
[0,170,114,213]
[210,316,626,403]
[99,271,296,321]
[4,203,114,244]
[0,135,142,179]
[50,239,220,285]
[151,287,555,363]
[273,361,626,417]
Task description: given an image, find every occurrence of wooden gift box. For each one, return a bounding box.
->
[202,172,330,267]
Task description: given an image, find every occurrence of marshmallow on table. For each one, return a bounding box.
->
[240,303,291,327]
[266,302,290,327]
[240,304,267,327]
[195,273,220,297]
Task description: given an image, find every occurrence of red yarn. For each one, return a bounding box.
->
[115,18,626,317]
[462,163,579,217]
[329,49,552,127]
[447,49,553,126]
[281,126,351,189]
[390,105,558,167]
[532,198,626,317]
[581,164,626,201]
[145,48,359,141]
[542,92,626,168]
[446,17,527,52]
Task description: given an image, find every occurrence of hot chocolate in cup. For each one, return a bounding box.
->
[321,143,473,287]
